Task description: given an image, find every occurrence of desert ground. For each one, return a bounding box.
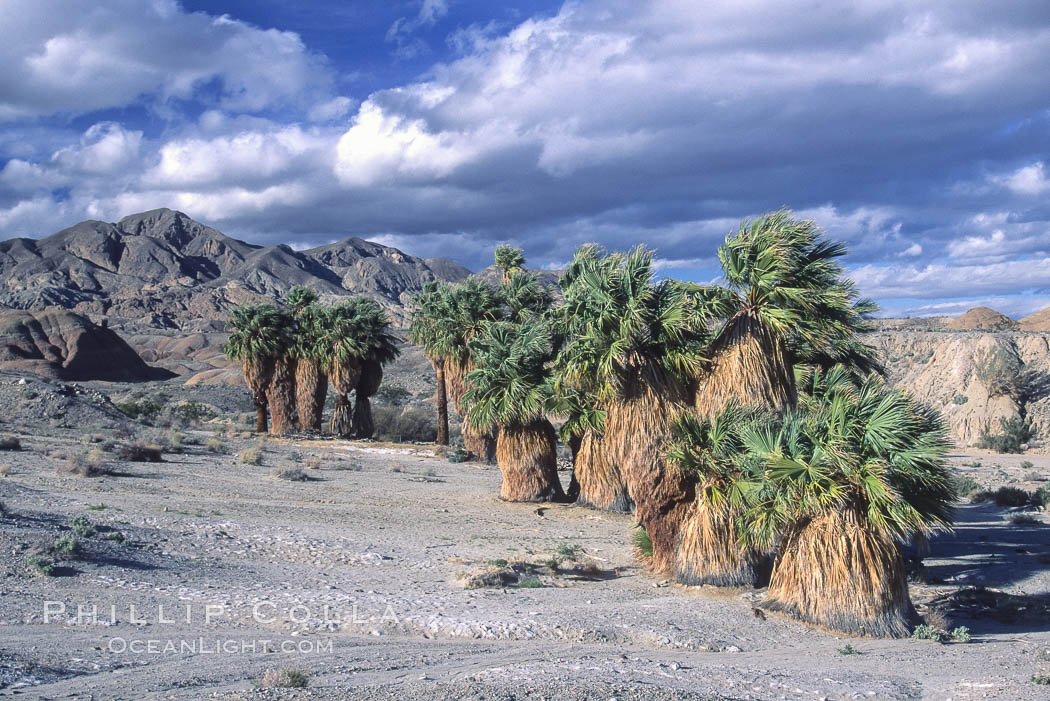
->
[1,378,1049,700]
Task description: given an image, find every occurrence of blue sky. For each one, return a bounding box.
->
[1,0,1050,318]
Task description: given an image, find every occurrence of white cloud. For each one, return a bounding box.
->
[2,0,1050,303]
[946,211,1050,263]
[145,126,335,189]
[51,122,142,174]
[308,96,354,123]
[1000,161,1050,196]
[0,0,333,120]
[850,257,1050,300]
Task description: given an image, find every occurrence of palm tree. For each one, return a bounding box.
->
[463,319,564,502]
[352,307,401,439]
[666,402,768,586]
[440,278,505,461]
[494,244,525,285]
[409,282,453,445]
[743,369,954,637]
[287,287,330,432]
[692,210,877,416]
[554,245,708,573]
[223,304,289,434]
[548,245,631,512]
[325,298,382,437]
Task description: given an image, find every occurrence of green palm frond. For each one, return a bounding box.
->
[706,209,880,378]
[552,244,709,401]
[742,367,954,545]
[463,319,554,431]
[223,304,291,363]
[325,297,399,367]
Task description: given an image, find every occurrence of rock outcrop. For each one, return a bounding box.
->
[864,329,1050,447]
[0,309,173,382]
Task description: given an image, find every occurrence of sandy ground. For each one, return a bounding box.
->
[1,426,1049,700]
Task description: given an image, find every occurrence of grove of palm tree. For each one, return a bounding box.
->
[225,291,400,441]
[230,210,957,639]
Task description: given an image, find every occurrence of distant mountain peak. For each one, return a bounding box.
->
[0,209,473,329]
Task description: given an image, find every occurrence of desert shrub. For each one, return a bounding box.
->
[58,450,108,477]
[374,405,437,443]
[68,515,95,537]
[978,417,1033,454]
[951,394,968,405]
[1010,513,1041,525]
[1025,471,1045,482]
[518,577,544,589]
[1021,460,1035,469]
[253,669,309,689]
[25,555,55,577]
[239,448,263,465]
[950,626,971,642]
[51,535,80,557]
[447,446,470,463]
[1033,674,1050,685]
[274,465,308,481]
[115,397,165,423]
[1034,485,1050,507]
[375,383,412,405]
[949,473,982,499]
[204,437,227,454]
[173,401,216,423]
[912,624,949,642]
[117,442,164,462]
[305,456,322,470]
[991,486,1033,507]
[0,436,21,450]
[166,431,184,452]
[837,644,862,655]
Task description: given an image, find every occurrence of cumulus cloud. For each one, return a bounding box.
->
[0,0,334,120]
[2,0,1050,315]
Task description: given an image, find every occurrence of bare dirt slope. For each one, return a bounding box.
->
[864,330,1050,446]
[0,420,1048,699]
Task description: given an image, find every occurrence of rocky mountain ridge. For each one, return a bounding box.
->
[0,208,471,331]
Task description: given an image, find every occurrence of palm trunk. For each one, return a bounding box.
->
[353,396,374,439]
[446,356,497,461]
[574,431,632,512]
[605,370,694,575]
[565,432,583,502]
[761,509,918,638]
[266,354,298,436]
[329,358,361,438]
[353,359,383,439]
[673,498,765,587]
[242,357,275,435]
[254,399,268,434]
[295,357,327,432]
[496,419,565,502]
[695,317,796,416]
[434,359,449,446]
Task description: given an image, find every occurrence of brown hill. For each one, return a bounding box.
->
[946,306,1017,331]
[0,309,173,381]
[1019,306,1050,332]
